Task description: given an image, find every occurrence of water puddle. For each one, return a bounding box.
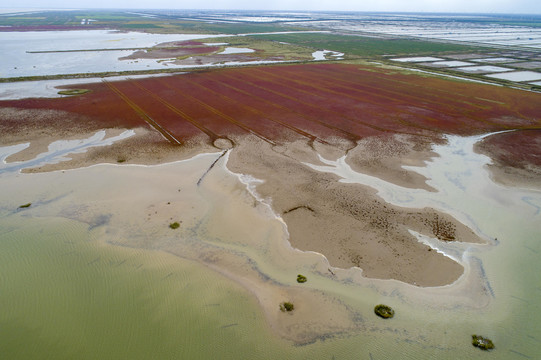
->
[312,49,344,60]
[219,47,255,55]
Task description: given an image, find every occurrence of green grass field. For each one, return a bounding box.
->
[202,36,314,60]
[250,33,481,57]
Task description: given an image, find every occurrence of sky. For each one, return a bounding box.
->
[4,0,541,14]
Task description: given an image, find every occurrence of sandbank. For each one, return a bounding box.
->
[227,135,482,287]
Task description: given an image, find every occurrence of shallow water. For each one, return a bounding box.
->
[0,74,177,100]
[0,130,135,173]
[0,30,226,78]
[0,216,291,360]
[0,30,331,79]
[219,47,255,54]
[312,49,344,61]
[486,70,541,82]
[391,56,444,62]
[1,133,540,358]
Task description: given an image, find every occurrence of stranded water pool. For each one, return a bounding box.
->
[0,132,540,359]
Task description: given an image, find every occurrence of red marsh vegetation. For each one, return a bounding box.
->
[2,63,540,148]
[479,129,541,168]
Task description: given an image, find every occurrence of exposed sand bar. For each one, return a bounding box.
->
[227,136,484,286]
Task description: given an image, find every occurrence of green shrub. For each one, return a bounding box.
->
[472,335,494,350]
[297,274,307,283]
[18,203,31,208]
[169,222,180,229]
[58,89,90,96]
[374,304,394,318]
[280,302,294,312]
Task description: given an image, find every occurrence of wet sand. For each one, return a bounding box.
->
[227,135,482,287]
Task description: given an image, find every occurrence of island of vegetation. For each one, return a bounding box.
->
[280,302,295,312]
[472,335,495,350]
[374,304,395,319]
[57,89,90,96]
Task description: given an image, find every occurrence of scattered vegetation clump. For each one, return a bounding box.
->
[374,304,395,318]
[296,274,307,283]
[57,89,90,96]
[280,302,295,312]
[472,335,495,350]
[18,203,32,208]
[429,214,456,241]
[116,158,126,163]
[169,222,180,229]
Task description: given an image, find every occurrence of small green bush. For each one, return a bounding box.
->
[18,203,31,208]
[280,302,294,312]
[472,335,494,350]
[58,89,90,96]
[374,304,394,319]
[169,222,180,229]
[297,274,307,283]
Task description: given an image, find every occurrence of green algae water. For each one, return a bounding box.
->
[0,216,284,360]
[0,209,410,359]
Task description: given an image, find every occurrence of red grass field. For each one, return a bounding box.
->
[480,129,541,167]
[2,63,541,148]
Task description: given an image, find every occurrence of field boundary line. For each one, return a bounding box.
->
[215,72,362,140]
[129,80,220,141]
[177,77,326,145]
[260,66,470,134]
[102,80,182,145]
[156,79,276,146]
